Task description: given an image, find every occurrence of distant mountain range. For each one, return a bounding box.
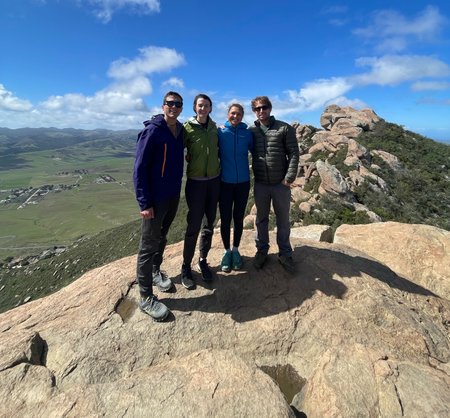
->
[0,127,139,157]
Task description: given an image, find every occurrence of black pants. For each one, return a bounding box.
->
[219,181,250,249]
[183,177,220,265]
[136,197,179,298]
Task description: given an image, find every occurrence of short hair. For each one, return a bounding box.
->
[163,91,183,104]
[251,96,272,111]
[228,103,244,115]
[193,93,213,113]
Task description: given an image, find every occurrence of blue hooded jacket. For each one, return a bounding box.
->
[218,121,253,183]
[133,114,184,210]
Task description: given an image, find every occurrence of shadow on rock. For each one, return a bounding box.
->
[164,244,436,323]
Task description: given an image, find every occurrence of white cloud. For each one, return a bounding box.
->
[162,77,185,89]
[0,84,33,112]
[353,55,450,86]
[0,45,186,129]
[108,46,185,80]
[41,76,151,115]
[285,77,353,111]
[354,6,447,52]
[87,0,160,23]
[260,54,450,121]
[411,81,450,91]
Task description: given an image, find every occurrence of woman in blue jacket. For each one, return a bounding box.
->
[218,103,253,272]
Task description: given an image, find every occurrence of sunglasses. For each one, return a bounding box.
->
[253,105,269,112]
[164,101,183,108]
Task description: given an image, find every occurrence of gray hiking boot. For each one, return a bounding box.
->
[139,295,170,321]
[152,269,173,292]
[278,254,296,274]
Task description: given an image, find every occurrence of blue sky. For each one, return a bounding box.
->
[1,1,450,142]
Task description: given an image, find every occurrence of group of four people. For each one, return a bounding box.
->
[133,92,299,321]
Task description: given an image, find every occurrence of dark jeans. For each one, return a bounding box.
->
[254,182,292,256]
[183,177,220,265]
[136,197,180,298]
[219,181,250,249]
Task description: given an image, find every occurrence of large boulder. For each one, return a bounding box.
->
[1,226,449,417]
[334,222,450,300]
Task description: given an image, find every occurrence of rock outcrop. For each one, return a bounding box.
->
[292,105,390,220]
[1,223,449,417]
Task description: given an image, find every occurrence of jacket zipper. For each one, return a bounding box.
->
[161,143,167,177]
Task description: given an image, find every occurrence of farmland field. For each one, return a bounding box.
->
[0,129,140,260]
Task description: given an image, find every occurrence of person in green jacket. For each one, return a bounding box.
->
[181,94,220,289]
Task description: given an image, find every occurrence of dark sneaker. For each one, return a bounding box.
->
[221,251,232,273]
[232,250,242,270]
[278,254,296,274]
[197,258,213,281]
[181,264,195,290]
[152,269,173,292]
[253,251,267,270]
[139,296,169,321]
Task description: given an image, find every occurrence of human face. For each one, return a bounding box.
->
[162,95,183,122]
[195,98,212,123]
[253,101,271,125]
[228,106,243,127]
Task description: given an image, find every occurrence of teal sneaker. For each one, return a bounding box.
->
[232,250,242,270]
[221,251,232,272]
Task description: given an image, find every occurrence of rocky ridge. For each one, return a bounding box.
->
[1,222,449,417]
[244,105,392,228]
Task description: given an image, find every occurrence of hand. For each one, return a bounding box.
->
[281,179,292,188]
[140,208,154,219]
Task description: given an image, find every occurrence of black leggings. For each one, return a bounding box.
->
[183,177,221,264]
[219,181,250,250]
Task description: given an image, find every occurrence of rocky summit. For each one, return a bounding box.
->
[1,222,449,417]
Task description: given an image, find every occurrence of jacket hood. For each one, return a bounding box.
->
[224,121,248,130]
[186,115,216,128]
[143,114,167,128]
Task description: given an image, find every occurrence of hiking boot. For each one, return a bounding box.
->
[221,251,232,273]
[139,295,169,321]
[232,250,242,270]
[278,254,296,274]
[152,269,173,292]
[181,263,196,290]
[197,258,213,281]
[253,251,267,270]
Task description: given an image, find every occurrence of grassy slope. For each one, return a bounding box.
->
[0,199,188,313]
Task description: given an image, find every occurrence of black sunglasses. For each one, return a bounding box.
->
[164,100,183,108]
[253,105,269,112]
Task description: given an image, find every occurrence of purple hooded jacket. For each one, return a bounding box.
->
[133,114,184,210]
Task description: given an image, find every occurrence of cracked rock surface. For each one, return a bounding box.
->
[1,224,449,417]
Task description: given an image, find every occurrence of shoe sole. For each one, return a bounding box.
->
[181,280,196,290]
[221,266,231,273]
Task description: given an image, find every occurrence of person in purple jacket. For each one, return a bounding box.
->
[133,91,184,321]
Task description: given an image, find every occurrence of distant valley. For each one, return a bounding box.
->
[0,127,140,260]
